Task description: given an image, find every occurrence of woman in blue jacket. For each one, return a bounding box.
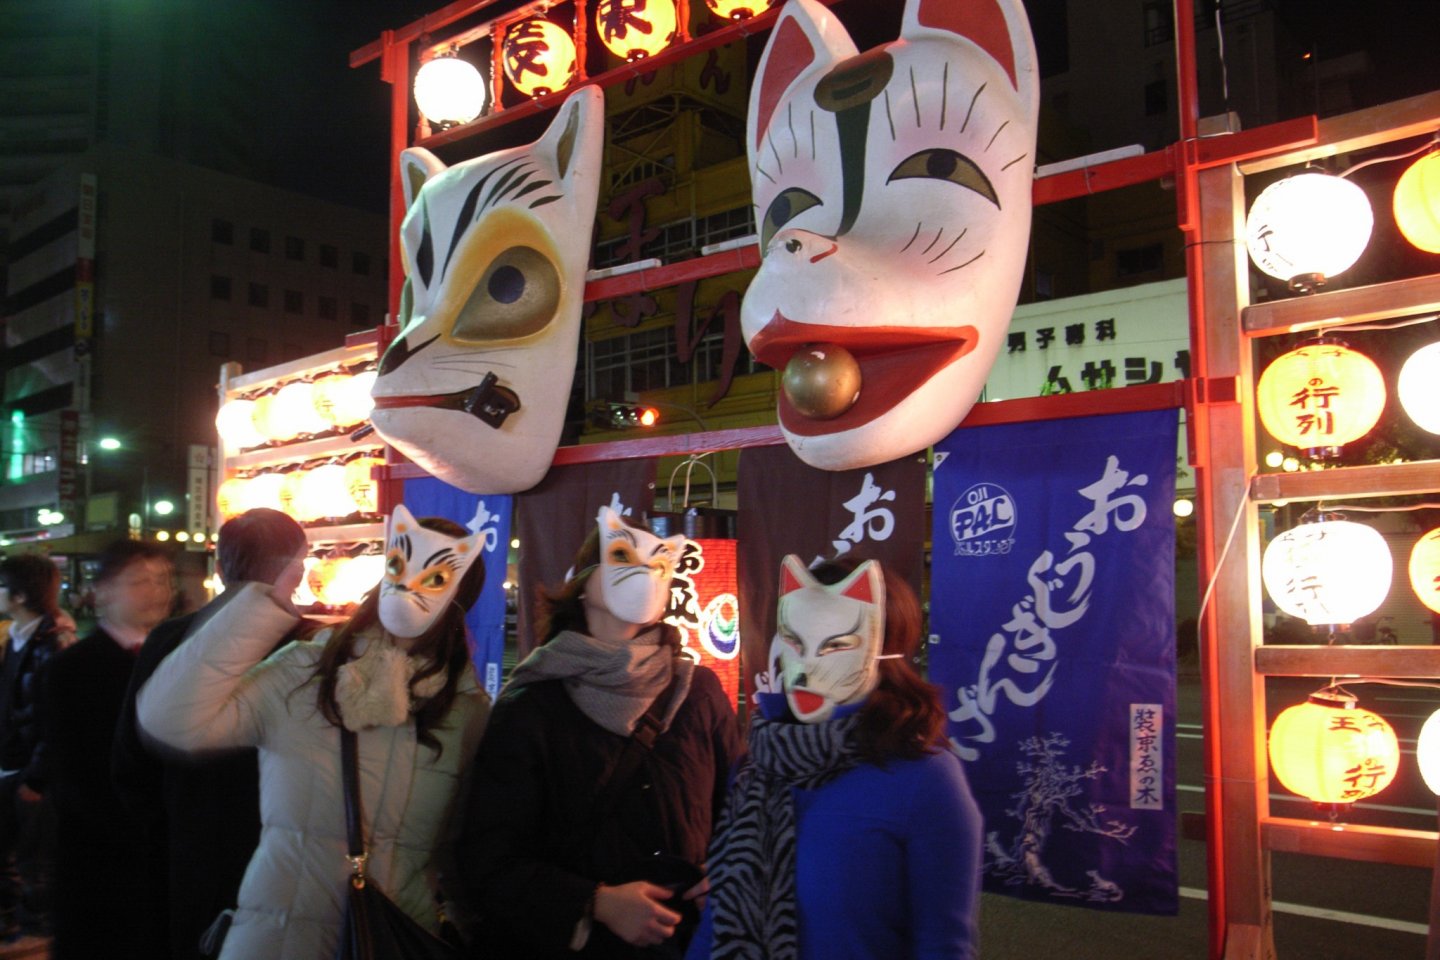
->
[690,555,982,960]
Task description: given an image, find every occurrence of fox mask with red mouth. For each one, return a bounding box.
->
[743,0,1038,470]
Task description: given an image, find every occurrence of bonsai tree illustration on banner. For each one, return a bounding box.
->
[369,87,604,493]
[742,0,1039,470]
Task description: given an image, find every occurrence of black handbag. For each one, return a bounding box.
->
[335,727,463,960]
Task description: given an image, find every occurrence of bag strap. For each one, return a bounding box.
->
[587,662,680,839]
[340,727,369,887]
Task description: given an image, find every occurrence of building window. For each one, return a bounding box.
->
[250,227,271,253]
[352,252,371,276]
[284,290,304,315]
[247,282,269,308]
[318,296,338,321]
[285,236,305,261]
[1144,77,1167,116]
[209,331,231,357]
[246,337,267,363]
[212,218,234,244]
[350,302,371,327]
[1115,242,1165,279]
[320,244,338,268]
[1143,1,1172,47]
[210,275,232,301]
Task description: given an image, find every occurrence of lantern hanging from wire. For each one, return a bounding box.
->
[414,50,489,127]
[503,18,577,97]
[1261,511,1392,626]
[595,0,677,61]
[1411,526,1440,615]
[1398,340,1440,435]
[1268,690,1400,805]
[1394,148,1440,254]
[703,0,773,20]
[1245,171,1373,293]
[1255,338,1385,459]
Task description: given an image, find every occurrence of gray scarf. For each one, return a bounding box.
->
[503,627,694,736]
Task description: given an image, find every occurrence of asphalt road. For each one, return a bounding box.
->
[975,672,1437,960]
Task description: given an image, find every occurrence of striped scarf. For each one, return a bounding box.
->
[706,710,861,960]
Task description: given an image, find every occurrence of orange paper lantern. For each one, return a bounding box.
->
[703,0,773,20]
[1394,150,1440,254]
[1256,340,1385,456]
[595,0,676,61]
[1411,527,1440,615]
[344,456,384,515]
[215,476,250,520]
[1269,692,1400,804]
[503,19,577,97]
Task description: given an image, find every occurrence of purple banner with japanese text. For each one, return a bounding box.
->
[929,408,1179,914]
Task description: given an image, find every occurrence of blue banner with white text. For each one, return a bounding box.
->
[401,477,513,701]
[929,408,1179,914]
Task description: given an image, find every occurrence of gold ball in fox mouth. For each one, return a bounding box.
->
[782,344,861,420]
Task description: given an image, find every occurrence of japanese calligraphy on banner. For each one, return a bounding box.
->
[737,445,925,699]
[514,459,657,658]
[663,538,742,706]
[400,476,513,700]
[929,408,1179,915]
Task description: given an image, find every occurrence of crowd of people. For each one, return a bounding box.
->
[0,504,982,960]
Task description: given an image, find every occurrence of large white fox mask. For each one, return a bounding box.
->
[743,0,1038,470]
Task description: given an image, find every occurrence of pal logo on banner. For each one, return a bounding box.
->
[950,483,1017,558]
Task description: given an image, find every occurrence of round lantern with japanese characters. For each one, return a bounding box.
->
[594,0,676,61]
[1255,339,1385,458]
[1411,526,1440,616]
[1261,514,1392,626]
[503,19,577,97]
[1268,692,1400,805]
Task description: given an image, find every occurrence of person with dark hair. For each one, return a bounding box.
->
[459,505,743,959]
[45,539,174,959]
[0,555,63,940]
[112,507,314,960]
[687,555,982,960]
[137,505,491,960]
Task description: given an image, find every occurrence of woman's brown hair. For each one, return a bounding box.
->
[808,556,947,764]
[311,516,486,753]
[532,526,602,644]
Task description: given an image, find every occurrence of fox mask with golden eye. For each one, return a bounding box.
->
[369,86,604,494]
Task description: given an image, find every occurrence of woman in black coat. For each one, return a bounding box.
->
[459,507,742,959]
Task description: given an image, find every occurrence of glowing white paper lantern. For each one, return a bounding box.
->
[216,399,266,450]
[296,464,349,522]
[1398,341,1440,435]
[414,53,488,126]
[1245,172,1373,292]
[1262,516,1392,626]
[273,381,330,439]
[1418,708,1440,796]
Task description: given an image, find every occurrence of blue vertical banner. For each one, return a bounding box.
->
[929,408,1179,915]
[401,476,513,700]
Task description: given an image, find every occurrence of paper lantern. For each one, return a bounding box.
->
[215,476,250,519]
[328,554,386,606]
[1398,341,1440,435]
[1255,340,1385,455]
[1269,692,1400,804]
[414,53,488,126]
[595,0,676,61]
[273,381,330,439]
[503,19,577,97]
[1419,708,1440,796]
[278,472,307,519]
[313,371,377,428]
[1262,516,1392,626]
[344,456,384,515]
[305,557,342,605]
[246,473,287,513]
[215,399,266,450]
[296,464,349,522]
[703,0,772,20]
[1411,527,1440,615]
[1245,172,1373,292]
[293,557,321,607]
[1394,151,1440,254]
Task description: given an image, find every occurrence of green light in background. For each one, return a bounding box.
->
[6,410,25,482]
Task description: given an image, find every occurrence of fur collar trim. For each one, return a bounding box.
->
[335,635,446,731]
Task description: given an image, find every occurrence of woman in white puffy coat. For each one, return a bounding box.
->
[138,511,490,959]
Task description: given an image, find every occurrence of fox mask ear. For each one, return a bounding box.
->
[748,0,858,151]
[900,0,1039,120]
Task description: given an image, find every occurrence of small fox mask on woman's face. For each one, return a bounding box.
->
[378,504,484,638]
